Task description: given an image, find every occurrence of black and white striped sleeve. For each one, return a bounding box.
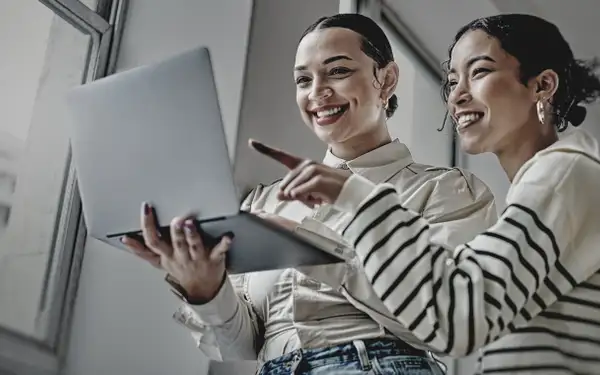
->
[334,160,586,356]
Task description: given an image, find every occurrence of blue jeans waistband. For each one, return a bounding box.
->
[259,338,430,374]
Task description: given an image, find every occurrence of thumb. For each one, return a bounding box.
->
[249,139,304,170]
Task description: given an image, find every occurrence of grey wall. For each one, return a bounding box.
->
[233,1,340,194]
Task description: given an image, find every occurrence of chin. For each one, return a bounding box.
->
[459,138,487,155]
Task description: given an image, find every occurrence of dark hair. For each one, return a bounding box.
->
[300,14,398,118]
[442,14,600,131]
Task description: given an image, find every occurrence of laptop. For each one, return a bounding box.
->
[65,47,343,274]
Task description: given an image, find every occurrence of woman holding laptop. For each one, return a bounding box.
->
[123,13,496,374]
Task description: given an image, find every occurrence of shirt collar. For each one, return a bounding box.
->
[322,139,414,183]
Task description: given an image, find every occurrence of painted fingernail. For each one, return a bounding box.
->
[143,202,151,215]
[184,220,194,233]
[120,237,127,244]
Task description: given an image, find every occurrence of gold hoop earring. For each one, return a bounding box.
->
[537,100,545,124]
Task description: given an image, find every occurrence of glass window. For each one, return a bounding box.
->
[0,2,125,373]
[381,21,453,168]
[0,0,94,339]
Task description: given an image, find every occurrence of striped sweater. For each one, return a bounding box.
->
[333,128,600,374]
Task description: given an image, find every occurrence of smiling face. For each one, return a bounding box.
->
[294,27,394,147]
[446,29,540,155]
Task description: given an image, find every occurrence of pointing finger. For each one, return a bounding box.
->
[249,139,305,170]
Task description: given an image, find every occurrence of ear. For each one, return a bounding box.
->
[379,61,399,102]
[533,69,560,102]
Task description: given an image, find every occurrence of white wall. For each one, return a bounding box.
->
[64,1,340,375]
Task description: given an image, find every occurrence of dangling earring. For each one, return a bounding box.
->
[537,100,546,124]
[382,97,388,111]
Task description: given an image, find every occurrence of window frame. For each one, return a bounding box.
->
[0,1,127,374]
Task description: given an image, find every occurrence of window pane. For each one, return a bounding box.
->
[81,0,99,11]
[381,22,452,168]
[0,0,92,338]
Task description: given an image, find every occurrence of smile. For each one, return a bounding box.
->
[456,112,483,131]
[311,104,349,126]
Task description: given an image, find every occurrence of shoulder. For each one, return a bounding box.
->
[394,163,494,203]
[382,163,495,226]
[512,148,600,200]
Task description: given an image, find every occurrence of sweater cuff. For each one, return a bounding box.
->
[333,174,378,213]
[187,276,240,326]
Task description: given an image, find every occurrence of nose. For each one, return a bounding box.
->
[308,78,333,102]
[448,81,472,108]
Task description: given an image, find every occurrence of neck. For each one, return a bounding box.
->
[329,124,391,160]
[496,121,558,182]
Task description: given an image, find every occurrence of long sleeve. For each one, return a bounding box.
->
[174,275,262,360]
[333,153,599,356]
[172,186,269,360]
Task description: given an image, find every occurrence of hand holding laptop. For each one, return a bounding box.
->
[122,202,232,303]
[66,47,343,273]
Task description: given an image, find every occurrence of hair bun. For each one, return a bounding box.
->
[566,104,587,126]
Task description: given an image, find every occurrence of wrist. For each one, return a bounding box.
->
[165,272,227,305]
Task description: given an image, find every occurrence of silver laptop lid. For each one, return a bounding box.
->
[66,47,240,239]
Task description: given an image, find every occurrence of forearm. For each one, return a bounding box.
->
[335,174,575,356]
[174,276,261,360]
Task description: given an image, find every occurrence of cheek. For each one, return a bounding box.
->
[333,75,378,106]
[296,90,309,113]
[478,78,531,124]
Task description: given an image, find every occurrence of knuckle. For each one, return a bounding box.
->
[299,159,313,170]
[305,164,317,174]
[146,237,160,249]
[187,235,202,246]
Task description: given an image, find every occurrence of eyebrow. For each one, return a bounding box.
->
[448,55,496,74]
[294,55,353,71]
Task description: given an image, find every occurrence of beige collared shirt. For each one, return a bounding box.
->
[173,139,497,362]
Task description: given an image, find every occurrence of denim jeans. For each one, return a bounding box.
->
[257,339,445,375]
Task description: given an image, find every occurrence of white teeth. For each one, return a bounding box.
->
[316,106,344,118]
[457,113,482,128]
